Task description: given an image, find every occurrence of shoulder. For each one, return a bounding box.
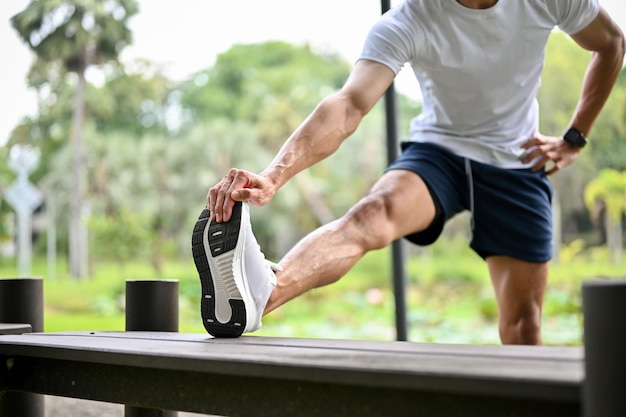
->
[392,0,445,27]
[536,0,600,34]
[369,0,442,50]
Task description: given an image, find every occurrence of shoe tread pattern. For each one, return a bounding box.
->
[191,203,246,338]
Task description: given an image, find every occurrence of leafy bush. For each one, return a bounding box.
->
[89,210,150,265]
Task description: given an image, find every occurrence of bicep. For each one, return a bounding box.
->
[570,7,625,53]
[339,59,396,117]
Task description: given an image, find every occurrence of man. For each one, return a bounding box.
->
[192,0,625,344]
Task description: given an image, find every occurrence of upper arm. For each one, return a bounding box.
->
[338,59,396,118]
[570,7,625,54]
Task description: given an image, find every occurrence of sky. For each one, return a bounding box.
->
[1,0,625,147]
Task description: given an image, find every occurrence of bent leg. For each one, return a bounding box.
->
[487,256,548,345]
[265,169,436,314]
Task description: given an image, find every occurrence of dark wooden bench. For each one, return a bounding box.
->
[0,331,582,416]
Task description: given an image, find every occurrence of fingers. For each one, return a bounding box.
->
[207,168,251,222]
[520,137,542,149]
[206,169,275,221]
[528,150,562,174]
[231,188,252,202]
[520,135,579,175]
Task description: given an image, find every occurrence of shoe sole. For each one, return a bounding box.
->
[191,202,248,338]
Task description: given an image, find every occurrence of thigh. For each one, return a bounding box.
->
[360,168,438,244]
[487,256,548,344]
[386,142,468,245]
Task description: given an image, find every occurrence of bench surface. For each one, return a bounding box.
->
[0,323,31,335]
[0,332,583,416]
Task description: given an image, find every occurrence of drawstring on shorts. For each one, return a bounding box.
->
[464,158,475,237]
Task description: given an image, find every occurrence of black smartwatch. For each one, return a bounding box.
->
[563,127,587,148]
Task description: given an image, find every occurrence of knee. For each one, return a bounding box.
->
[341,194,396,251]
[499,309,543,345]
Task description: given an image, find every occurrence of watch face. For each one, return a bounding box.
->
[565,128,587,148]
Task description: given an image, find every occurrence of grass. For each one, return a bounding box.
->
[0,237,624,345]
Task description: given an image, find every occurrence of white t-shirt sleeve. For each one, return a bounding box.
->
[545,0,600,35]
[358,5,424,75]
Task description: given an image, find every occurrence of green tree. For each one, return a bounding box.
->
[8,59,173,182]
[588,68,626,171]
[584,169,626,265]
[91,60,173,136]
[89,209,149,272]
[538,32,592,136]
[179,41,351,129]
[11,0,139,278]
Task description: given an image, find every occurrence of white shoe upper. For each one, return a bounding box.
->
[240,203,281,333]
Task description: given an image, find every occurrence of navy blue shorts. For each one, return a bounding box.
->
[386,142,553,263]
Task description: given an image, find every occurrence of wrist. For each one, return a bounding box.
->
[260,166,285,192]
[563,127,587,148]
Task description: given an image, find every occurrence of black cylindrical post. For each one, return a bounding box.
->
[0,277,43,332]
[582,279,626,417]
[126,279,179,332]
[0,396,43,417]
[0,277,45,417]
[125,280,179,417]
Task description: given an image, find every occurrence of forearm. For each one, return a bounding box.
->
[260,92,363,191]
[570,25,625,136]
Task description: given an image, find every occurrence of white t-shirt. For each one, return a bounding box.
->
[359,0,600,168]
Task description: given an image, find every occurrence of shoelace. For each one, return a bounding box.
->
[266,261,283,272]
[263,259,282,287]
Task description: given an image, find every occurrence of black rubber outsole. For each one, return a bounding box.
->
[191,202,246,338]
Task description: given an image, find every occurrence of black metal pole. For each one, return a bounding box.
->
[125,280,179,417]
[0,277,45,417]
[582,279,626,417]
[380,0,408,342]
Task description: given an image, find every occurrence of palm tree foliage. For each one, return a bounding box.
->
[11,0,137,72]
[11,0,139,278]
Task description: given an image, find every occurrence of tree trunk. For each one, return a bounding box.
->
[69,67,89,279]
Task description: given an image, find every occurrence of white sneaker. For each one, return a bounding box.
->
[191,202,281,337]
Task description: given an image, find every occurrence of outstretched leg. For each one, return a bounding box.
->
[487,256,548,345]
[265,169,437,314]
